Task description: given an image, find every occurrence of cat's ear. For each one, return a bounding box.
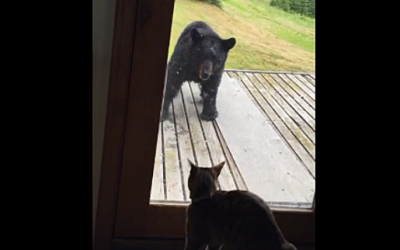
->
[212,161,225,177]
[188,159,198,174]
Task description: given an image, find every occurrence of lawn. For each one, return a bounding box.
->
[168,0,315,72]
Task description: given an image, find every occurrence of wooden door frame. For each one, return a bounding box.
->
[93,0,138,249]
[94,0,315,249]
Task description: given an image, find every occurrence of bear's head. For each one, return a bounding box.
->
[190,27,236,81]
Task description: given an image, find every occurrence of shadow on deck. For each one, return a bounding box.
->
[151,69,315,209]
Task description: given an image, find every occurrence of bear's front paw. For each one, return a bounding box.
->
[200,110,218,121]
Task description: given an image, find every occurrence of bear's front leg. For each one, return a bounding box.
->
[200,85,219,121]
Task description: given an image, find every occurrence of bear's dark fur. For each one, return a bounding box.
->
[161,21,236,121]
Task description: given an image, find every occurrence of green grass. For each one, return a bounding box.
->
[168,0,315,72]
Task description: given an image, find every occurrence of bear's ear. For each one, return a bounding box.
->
[222,37,236,51]
[190,28,203,42]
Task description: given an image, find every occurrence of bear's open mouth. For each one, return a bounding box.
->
[199,60,213,80]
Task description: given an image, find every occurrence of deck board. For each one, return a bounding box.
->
[303,74,315,86]
[249,73,315,143]
[233,72,315,160]
[216,73,314,202]
[189,83,237,191]
[228,72,315,177]
[151,70,315,205]
[285,74,315,104]
[163,118,184,201]
[150,126,164,200]
[214,122,248,190]
[181,83,211,168]
[264,74,315,128]
[291,74,315,99]
[173,89,195,200]
[294,75,315,93]
[274,74,315,116]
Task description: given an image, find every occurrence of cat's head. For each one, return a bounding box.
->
[187,159,225,200]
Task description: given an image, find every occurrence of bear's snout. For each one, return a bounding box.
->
[199,60,213,80]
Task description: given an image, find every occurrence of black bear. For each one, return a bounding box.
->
[161,21,236,121]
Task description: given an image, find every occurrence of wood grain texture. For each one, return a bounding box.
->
[93,0,138,249]
[114,0,176,237]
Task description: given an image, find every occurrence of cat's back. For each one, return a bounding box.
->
[189,190,286,250]
[189,190,271,217]
[214,190,271,211]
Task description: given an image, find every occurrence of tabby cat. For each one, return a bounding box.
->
[185,159,297,250]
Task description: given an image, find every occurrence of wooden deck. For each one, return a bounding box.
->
[151,70,315,208]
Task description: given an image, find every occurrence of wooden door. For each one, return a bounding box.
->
[94,1,315,249]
